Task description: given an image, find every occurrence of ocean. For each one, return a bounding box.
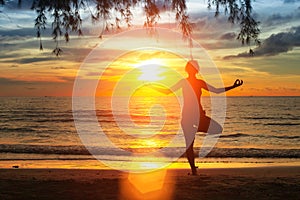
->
[0,96,299,170]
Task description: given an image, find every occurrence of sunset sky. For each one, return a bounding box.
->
[0,0,299,96]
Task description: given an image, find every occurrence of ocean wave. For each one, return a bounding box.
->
[204,148,300,159]
[35,119,74,123]
[271,135,300,139]
[219,133,300,140]
[264,123,300,126]
[0,144,299,159]
[244,116,300,121]
[0,127,36,133]
[219,133,250,138]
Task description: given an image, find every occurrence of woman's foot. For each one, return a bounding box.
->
[191,166,198,175]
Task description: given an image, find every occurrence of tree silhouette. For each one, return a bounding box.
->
[1,0,260,56]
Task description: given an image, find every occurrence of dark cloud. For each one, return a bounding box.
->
[219,32,236,40]
[153,0,172,11]
[224,26,300,59]
[0,76,73,86]
[283,0,300,3]
[14,57,58,64]
[0,28,38,37]
[267,13,293,21]
[58,76,74,83]
[262,10,300,27]
[0,31,98,63]
[191,18,208,31]
[1,0,33,10]
[0,77,30,85]
[0,76,74,96]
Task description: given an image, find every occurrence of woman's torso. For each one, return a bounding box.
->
[182,78,205,115]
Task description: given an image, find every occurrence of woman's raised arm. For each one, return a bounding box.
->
[204,79,243,94]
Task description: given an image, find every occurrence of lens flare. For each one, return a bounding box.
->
[72,28,226,173]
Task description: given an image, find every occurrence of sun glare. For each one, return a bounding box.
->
[96,50,186,96]
[136,59,165,82]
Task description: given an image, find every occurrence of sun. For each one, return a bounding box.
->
[136,59,165,82]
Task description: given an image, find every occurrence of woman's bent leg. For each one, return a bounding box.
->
[198,115,223,134]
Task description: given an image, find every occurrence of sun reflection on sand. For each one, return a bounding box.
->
[119,168,174,200]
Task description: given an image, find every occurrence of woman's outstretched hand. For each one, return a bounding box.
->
[233,79,243,88]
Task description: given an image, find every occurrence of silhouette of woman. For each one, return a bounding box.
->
[149,60,243,175]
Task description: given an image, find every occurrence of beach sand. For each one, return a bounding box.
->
[0,167,299,200]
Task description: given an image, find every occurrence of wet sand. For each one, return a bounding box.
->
[0,166,299,200]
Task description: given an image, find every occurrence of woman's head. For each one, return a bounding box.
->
[185,60,199,75]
